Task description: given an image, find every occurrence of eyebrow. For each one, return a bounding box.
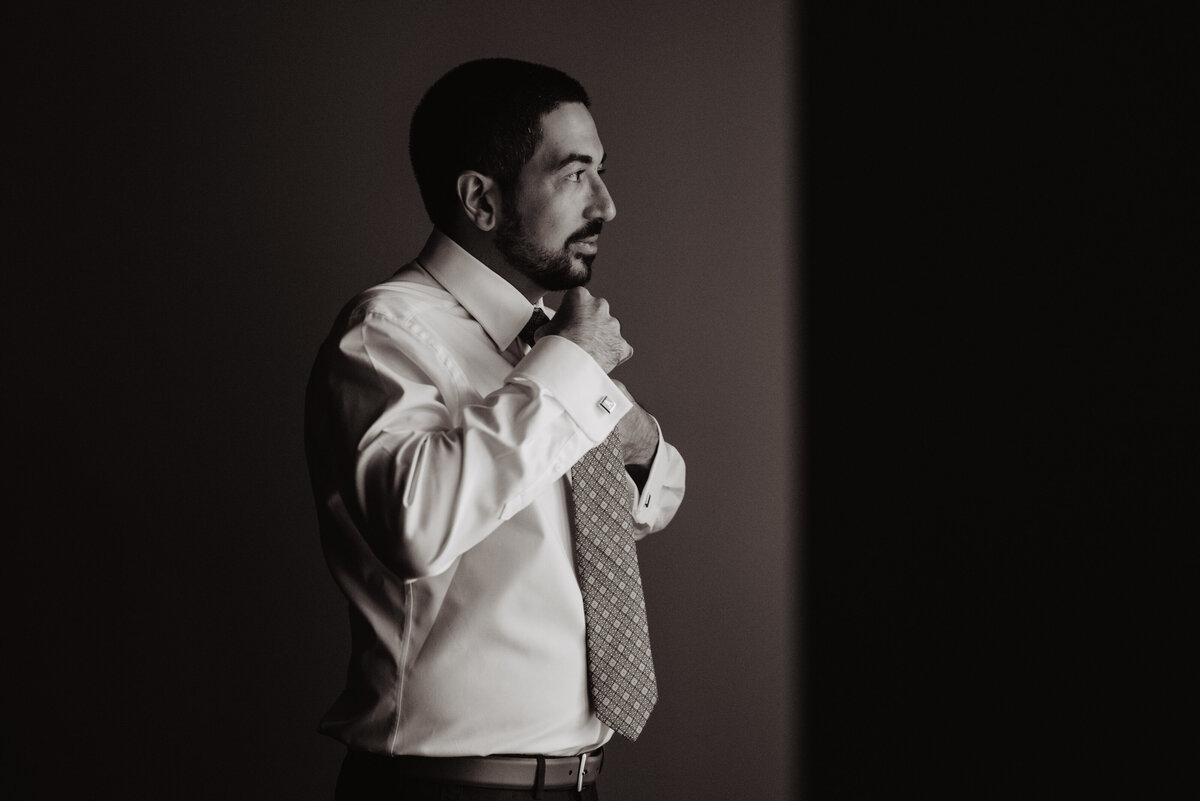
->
[553,152,607,171]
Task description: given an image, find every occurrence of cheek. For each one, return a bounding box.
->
[522,199,573,243]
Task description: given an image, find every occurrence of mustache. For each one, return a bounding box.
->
[566,220,604,243]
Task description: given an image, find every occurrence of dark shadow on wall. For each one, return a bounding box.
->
[801,3,1198,798]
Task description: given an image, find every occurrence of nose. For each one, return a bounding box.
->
[588,174,616,222]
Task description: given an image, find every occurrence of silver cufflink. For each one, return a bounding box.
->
[598,396,616,413]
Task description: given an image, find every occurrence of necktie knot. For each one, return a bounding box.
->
[518,307,551,348]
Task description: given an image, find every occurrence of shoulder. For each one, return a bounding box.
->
[316,262,479,377]
[339,263,456,329]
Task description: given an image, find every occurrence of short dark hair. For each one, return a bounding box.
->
[409,58,591,230]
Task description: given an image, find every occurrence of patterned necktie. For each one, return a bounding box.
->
[519,307,658,739]
[518,307,550,348]
[571,430,658,740]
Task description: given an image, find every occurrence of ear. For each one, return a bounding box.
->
[455,171,503,232]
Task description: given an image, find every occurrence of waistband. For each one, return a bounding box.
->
[345,747,603,792]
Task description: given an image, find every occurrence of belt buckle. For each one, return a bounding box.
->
[576,753,588,792]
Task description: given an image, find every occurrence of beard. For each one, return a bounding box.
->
[495,209,602,292]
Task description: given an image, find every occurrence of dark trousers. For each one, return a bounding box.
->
[335,751,602,801]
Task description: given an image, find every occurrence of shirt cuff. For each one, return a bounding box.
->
[507,335,633,444]
[630,414,667,526]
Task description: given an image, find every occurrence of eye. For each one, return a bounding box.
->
[566,169,586,183]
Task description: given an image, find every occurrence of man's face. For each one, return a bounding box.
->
[495,102,617,291]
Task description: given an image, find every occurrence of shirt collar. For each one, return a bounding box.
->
[416,229,542,351]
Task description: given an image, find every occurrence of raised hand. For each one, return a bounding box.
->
[536,288,632,374]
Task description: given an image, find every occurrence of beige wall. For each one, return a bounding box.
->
[273,4,800,799]
[8,3,796,799]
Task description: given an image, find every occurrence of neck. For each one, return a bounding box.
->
[446,225,544,304]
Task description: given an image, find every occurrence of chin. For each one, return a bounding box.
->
[569,258,594,286]
[531,260,592,292]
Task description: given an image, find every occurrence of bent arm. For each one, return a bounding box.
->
[314,309,633,580]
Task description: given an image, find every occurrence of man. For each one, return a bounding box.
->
[305,58,686,800]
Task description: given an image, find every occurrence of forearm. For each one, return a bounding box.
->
[621,410,660,486]
[354,382,597,577]
[339,333,632,579]
[626,420,686,539]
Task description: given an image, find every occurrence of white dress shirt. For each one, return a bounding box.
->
[305,230,686,757]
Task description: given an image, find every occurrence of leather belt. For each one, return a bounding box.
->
[352,748,603,791]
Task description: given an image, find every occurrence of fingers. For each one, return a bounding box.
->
[542,288,631,373]
[614,341,634,368]
[561,287,608,319]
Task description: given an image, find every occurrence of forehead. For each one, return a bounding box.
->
[528,102,604,170]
